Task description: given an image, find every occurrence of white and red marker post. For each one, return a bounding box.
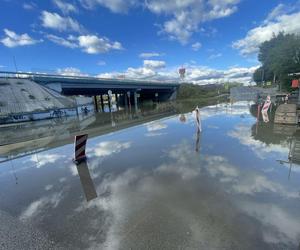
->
[193,106,202,132]
[261,95,271,113]
[73,134,88,164]
[261,95,271,123]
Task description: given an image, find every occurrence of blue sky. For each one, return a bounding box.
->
[0,0,300,84]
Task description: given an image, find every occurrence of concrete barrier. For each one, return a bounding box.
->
[274,104,298,124]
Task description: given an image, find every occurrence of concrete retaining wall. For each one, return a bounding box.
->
[0,77,95,125]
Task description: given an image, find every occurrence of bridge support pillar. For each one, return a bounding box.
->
[155,92,159,103]
[93,96,98,112]
[115,94,119,110]
[134,91,138,113]
[100,95,104,112]
[124,92,128,110]
[107,94,111,112]
[127,91,132,113]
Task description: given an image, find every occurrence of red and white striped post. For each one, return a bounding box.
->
[261,95,271,123]
[261,95,271,113]
[194,106,202,132]
[73,134,88,164]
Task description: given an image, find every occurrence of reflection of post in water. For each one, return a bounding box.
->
[255,104,261,135]
[195,128,201,152]
[261,110,269,123]
[76,161,98,202]
[192,107,201,152]
[110,109,116,127]
[277,136,300,180]
[9,156,18,184]
[35,151,40,168]
[215,100,219,113]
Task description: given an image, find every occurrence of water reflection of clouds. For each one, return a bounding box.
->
[146,121,167,132]
[155,141,300,247]
[228,124,289,159]
[156,140,201,180]
[75,168,143,250]
[71,140,133,179]
[89,141,132,157]
[145,120,168,137]
[157,141,297,199]
[82,140,299,248]
[203,154,298,199]
[4,101,300,249]
[145,132,167,137]
[45,184,53,191]
[20,191,64,221]
[200,102,252,119]
[12,137,300,249]
[29,153,62,168]
[212,161,299,246]
[238,201,300,246]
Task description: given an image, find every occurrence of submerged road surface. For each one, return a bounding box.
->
[0,102,300,249]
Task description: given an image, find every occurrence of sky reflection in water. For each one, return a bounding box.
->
[0,102,300,250]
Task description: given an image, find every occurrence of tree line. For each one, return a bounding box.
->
[253,32,300,90]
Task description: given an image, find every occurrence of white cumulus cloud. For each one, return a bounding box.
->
[53,0,78,14]
[46,33,123,54]
[80,0,139,13]
[143,60,166,69]
[56,67,88,76]
[79,0,240,44]
[146,0,240,44]
[208,52,222,59]
[98,63,258,85]
[23,2,37,10]
[0,29,41,48]
[97,60,106,66]
[41,11,84,33]
[78,34,122,54]
[46,34,78,48]
[139,52,163,58]
[233,4,300,55]
[191,42,202,51]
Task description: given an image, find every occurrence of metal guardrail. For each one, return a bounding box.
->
[0,70,182,85]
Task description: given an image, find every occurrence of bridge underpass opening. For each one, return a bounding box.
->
[61,88,177,113]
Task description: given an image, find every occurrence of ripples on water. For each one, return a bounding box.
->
[0,101,299,250]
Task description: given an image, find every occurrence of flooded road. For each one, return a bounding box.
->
[0,101,300,249]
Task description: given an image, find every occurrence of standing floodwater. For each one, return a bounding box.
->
[0,101,299,249]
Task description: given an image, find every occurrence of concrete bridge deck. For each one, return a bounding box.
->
[0,71,180,97]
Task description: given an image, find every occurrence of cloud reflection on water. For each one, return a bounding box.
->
[20,191,64,220]
[2,101,300,249]
[90,141,132,157]
[29,153,62,168]
[228,124,289,159]
[74,138,300,249]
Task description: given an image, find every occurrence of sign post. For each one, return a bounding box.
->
[108,90,112,112]
[73,134,88,164]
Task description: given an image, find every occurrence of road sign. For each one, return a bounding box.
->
[73,134,88,164]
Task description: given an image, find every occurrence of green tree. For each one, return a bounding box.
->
[254,33,300,90]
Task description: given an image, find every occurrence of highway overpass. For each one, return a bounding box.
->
[0,71,181,102]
